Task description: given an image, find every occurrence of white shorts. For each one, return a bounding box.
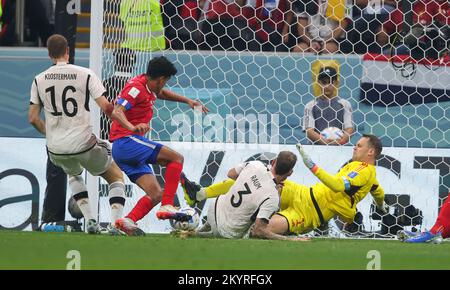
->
[49,137,112,176]
[206,198,251,239]
[206,199,220,237]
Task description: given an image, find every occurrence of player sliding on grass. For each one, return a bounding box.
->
[182,151,309,241]
[111,56,209,236]
[398,193,450,244]
[28,34,126,234]
[181,134,389,236]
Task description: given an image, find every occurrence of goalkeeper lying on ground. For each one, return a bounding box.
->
[181,134,388,236]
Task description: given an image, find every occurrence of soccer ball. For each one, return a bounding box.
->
[169,207,200,231]
[320,127,344,141]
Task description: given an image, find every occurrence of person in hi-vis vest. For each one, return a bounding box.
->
[120,0,166,51]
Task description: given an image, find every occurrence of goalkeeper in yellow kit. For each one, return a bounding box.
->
[181,134,389,236]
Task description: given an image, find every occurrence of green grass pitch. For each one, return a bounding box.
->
[1,230,450,270]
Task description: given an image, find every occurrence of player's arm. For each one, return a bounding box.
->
[111,104,150,134]
[95,95,114,118]
[88,72,115,118]
[252,218,289,240]
[28,79,45,135]
[370,183,385,207]
[227,169,239,180]
[296,143,346,192]
[370,182,389,214]
[28,103,45,135]
[158,89,209,113]
[296,143,372,194]
[227,163,247,180]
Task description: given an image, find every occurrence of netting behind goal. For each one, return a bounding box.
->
[92,0,450,237]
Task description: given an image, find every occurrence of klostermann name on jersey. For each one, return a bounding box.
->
[109,74,157,142]
[215,161,280,239]
[30,62,106,155]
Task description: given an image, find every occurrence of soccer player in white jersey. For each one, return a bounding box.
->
[28,34,126,234]
[196,151,309,241]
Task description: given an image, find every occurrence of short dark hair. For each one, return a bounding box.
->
[274,151,297,175]
[363,134,383,159]
[114,48,136,72]
[47,34,68,59]
[146,56,177,79]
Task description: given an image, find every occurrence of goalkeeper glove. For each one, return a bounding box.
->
[296,143,316,170]
[377,201,390,215]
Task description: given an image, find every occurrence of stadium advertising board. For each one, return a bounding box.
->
[0,138,449,235]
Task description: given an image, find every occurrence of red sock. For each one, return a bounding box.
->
[126,195,154,223]
[430,193,450,238]
[161,161,183,206]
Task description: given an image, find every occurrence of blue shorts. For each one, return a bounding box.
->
[112,135,163,183]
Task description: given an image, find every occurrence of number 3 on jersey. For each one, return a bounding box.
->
[231,183,252,207]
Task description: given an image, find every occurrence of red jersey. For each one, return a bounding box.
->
[248,0,289,42]
[383,0,450,34]
[205,0,248,20]
[109,74,157,141]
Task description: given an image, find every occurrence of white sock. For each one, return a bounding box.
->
[76,198,94,221]
[69,176,94,221]
[109,181,125,224]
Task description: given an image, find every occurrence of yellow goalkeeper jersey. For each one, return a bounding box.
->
[313,161,384,221]
[279,161,385,234]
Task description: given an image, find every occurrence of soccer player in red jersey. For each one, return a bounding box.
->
[110,56,209,235]
[401,193,450,244]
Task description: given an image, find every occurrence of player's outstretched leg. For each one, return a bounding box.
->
[180,172,201,207]
[397,230,419,242]
[181,178,236,206]
[101,161,126,235]
[115,216,146,236]
[86,219,109,235]
[405,193,450,243]
[69,175,105,234]
[115,174,163,236]
[154,146,190,221]
[430,193,450,239]
[404,231,443,244]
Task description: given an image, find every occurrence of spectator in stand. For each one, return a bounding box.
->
[200,0,259,51]
[303,66,354,145]
[162,0,201,50]
[377,0,449,59]
[350,0,397,54]
[290,0,317,50]
[292,0,350,54]
[249,0,292,51]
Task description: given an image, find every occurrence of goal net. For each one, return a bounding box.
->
[90,0,450,237]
